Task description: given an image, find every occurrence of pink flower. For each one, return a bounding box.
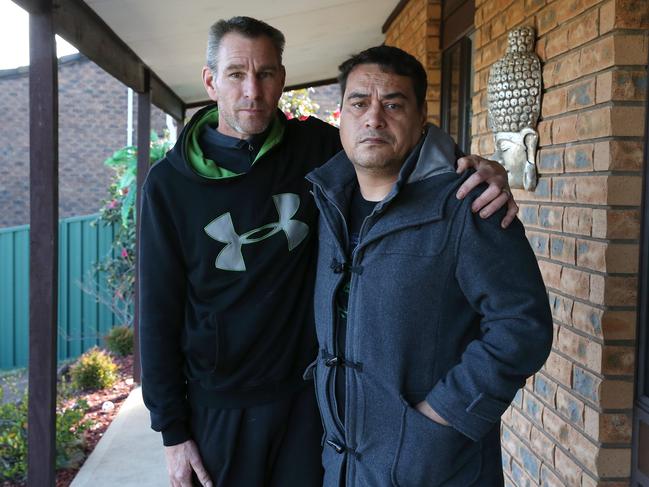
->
[284,111,294,120]
[107,200,118,209]
[121,248,128,259]
[298,115,308,121]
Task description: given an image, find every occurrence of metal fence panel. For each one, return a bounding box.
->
[0,214,119,369]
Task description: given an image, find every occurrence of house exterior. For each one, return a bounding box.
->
[0,53,168,228]
[382,0,648,484]
[7,1,647,484]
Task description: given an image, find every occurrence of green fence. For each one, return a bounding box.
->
[0,214,119,370]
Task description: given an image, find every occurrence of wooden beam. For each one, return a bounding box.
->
[13,0,142,89]
[27,1,58,485]
[13,0,186,120]
[151,72,184,122]
[382,0,410,34]
[176,108,186,137]
[133,70,151,383]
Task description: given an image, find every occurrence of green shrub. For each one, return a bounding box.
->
[83,133,172,329]
[0,386,89,483]
[55,399,90,469]
[0,387,27,482]
[70,347,118,391]
[105,326,134,357]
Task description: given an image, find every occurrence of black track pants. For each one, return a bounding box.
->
[190,383,324,487]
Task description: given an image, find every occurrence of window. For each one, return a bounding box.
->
[632,52,649,486]
[440,36,472,154]
[440,0,475,155]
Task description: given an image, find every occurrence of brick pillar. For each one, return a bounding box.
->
[384,0,443,125]
[472,0,648,485]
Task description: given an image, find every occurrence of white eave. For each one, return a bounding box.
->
[81,0,399,104]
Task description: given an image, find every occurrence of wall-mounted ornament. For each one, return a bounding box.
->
[487,26,542,191]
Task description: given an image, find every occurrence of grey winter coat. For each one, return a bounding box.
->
[305,125,553,487]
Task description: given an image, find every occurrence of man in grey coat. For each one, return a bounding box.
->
[306,46,553,486]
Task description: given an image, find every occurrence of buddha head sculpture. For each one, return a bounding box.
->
[487,26,542,191]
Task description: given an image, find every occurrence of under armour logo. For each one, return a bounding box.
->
[204,193,309,272]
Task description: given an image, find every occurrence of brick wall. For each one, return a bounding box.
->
[383,0,648,485]
[384,0,443,125]
[0,66,30,228]
[0,54,168,228]
[471,0,647,485]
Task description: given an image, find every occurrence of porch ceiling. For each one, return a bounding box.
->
[83,0,400,104]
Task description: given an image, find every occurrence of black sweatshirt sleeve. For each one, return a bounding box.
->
[139,175,191,446]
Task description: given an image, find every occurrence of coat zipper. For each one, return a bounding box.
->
[312,183,349,438]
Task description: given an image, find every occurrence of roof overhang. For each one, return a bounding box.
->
[13,0,399,117]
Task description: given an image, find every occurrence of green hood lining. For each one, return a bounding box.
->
[185,107,285,179]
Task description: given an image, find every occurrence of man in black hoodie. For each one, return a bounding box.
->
[139,16,517,487]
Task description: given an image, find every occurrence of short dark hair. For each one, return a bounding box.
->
[338,45,427,109]
[206,16,286,71]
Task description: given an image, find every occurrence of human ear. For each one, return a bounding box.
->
[202,66,218,102]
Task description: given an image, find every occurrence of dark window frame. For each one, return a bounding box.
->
[631,50,649,485]
[440,36,473,154]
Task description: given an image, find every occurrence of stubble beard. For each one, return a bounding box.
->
[220,106,273,138]
[350,148,403,177]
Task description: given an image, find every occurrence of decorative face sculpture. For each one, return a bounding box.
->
[492,128,538,191]
[487,25,542,191]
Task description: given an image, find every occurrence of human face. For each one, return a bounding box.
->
[202,33,286,139]
[339,64,426,175]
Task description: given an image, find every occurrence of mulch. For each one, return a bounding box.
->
[1,353,136,487]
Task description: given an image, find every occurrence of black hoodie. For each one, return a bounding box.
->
[139,105,342,445]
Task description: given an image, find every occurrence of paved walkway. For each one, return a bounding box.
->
[71,387,169,487]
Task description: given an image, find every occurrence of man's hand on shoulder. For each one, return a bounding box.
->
[165,439,213,487]
[455,155,519,229]
[415,401,450,426]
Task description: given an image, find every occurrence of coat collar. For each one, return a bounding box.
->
[306,123,458,221]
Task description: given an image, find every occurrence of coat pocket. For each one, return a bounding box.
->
[391,396,481,487]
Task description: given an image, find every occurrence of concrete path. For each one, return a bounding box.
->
[71,387,170,487]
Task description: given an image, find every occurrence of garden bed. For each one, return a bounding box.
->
[1,353,135,487]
